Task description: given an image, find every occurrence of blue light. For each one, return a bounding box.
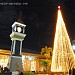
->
[72,45,75,50]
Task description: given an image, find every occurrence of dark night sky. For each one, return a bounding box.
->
[0,0,75,53]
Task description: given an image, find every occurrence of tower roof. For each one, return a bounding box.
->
[16,11,24,24]
[16,18,24,24]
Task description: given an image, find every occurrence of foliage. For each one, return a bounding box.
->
[23,71,34,75]
[41,59,48,67]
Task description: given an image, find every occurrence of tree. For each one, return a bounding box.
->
[41,46,52,71]
[41,59,48,74]
[51,7,75,72]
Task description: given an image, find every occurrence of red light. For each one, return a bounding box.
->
[58,6,60,9]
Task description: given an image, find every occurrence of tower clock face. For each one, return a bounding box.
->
[17,27,22,32]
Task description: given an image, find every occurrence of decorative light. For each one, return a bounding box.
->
[72,45,75,50]
[17,27,22,32]
[51,7,75,72]
[22,55,25,60]
[58,6,60,9]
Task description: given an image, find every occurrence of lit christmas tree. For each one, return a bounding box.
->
[51,6,75,72]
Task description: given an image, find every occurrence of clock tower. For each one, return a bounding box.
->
[9,21,26,71]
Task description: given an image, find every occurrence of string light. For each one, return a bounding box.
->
[58,6,60,9]
[51,7,75,72]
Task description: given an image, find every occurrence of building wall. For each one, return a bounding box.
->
[0,53,44,72]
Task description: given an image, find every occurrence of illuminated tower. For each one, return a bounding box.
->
[51,6,75,72]
[9,21,26,71]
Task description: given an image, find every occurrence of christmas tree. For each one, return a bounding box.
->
[51,6,75,72]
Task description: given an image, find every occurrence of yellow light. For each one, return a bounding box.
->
[42,68,43,71]
[28,64,29,65]
[51,7,75,72]
[17,27,22,32]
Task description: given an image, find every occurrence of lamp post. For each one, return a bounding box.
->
[9,22,26,71]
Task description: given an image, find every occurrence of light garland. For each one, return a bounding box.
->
[51,7,75,72]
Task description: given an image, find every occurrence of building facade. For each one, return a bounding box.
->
[0,49,47,72]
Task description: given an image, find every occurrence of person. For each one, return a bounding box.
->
[18,70,23,75]
[1,66,3,73]
[72,67,75,75]
[0,66,1,73]
[69,68,71,75]
[3,67,10,73]
[19,71,23,75]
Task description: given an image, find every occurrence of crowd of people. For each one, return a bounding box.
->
[0,65,23,75]
[0,66,10,73]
